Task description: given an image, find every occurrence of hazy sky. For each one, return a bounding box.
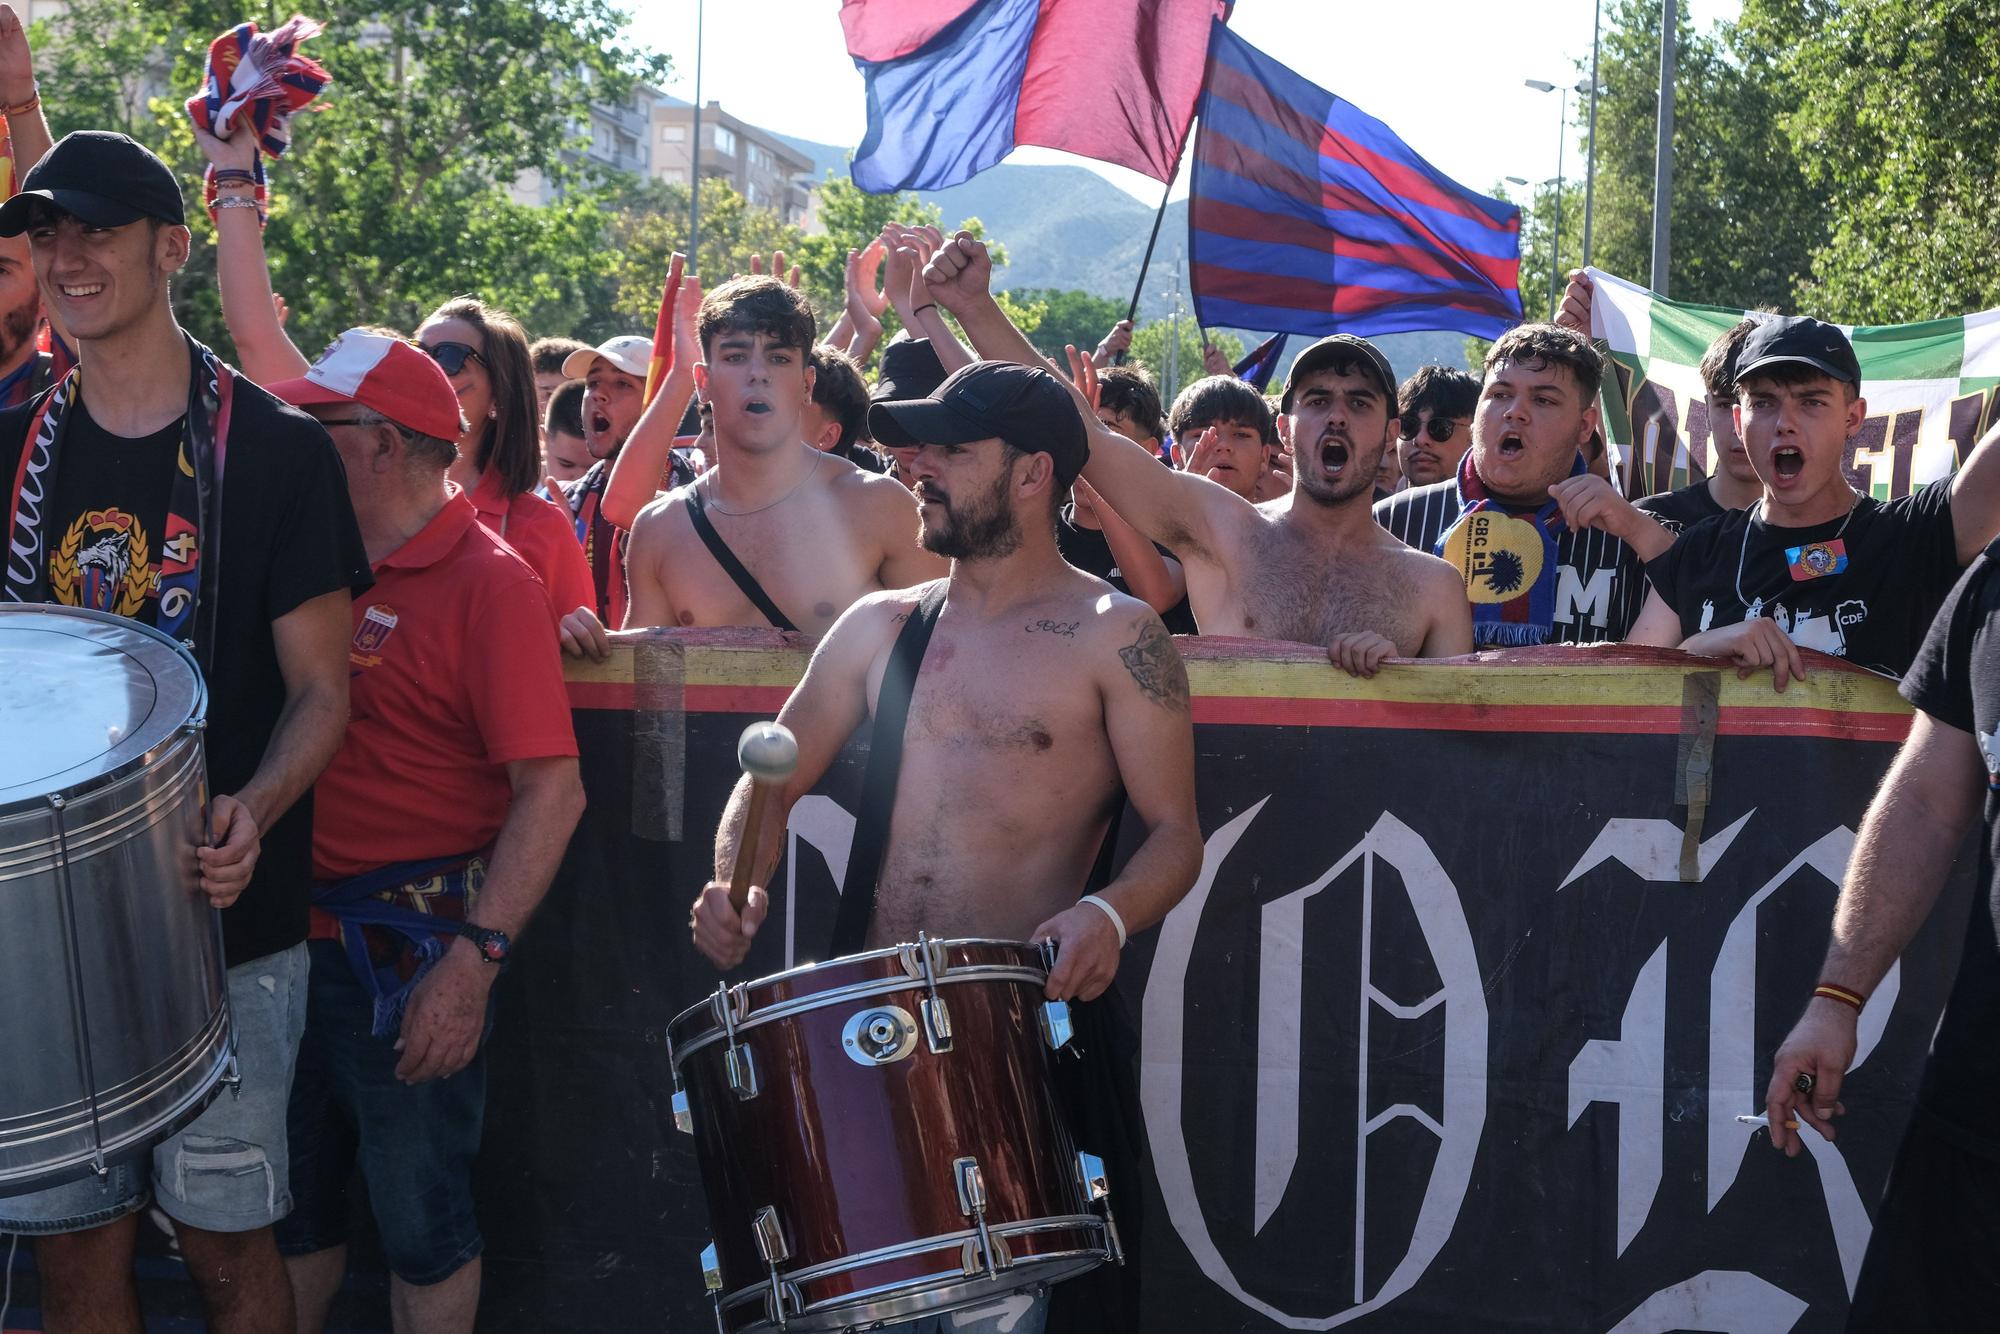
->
[624,0,1741,206]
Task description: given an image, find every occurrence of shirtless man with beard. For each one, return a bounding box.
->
[921,233,1471,674]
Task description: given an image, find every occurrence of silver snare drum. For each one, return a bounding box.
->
[0,604,234,1195]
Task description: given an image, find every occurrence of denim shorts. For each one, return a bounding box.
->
[274,939,490,1286]
[0,942,310,1236]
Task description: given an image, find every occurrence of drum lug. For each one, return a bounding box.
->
[699,1241,726,1334]
[1039,999,1073,1050]
[1075,1149,1125,1265]
[752,1206,794,1329]
[920,995,953,1054]
[711,982,760,1101]
[672,1087,693,1134]
[725,1046,759,1100]
[953,1155,1010,1278]
[903,932,955,1054]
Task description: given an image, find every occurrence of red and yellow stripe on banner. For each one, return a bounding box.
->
[565,631,1912,744]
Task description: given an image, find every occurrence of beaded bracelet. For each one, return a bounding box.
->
[2,87,39,118]
[1813,981,1867,1011]
[211,168,257,188]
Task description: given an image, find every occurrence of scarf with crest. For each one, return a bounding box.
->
[186,16,331,227]
[1432,448,1584,647]
[3,336,234,671]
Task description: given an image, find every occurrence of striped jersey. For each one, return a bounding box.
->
[1373,478,1649,645]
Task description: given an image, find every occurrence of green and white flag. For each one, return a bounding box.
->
[1585,266,2000,500]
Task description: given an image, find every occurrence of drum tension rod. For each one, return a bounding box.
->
[710,982,759,1100]
[903,932,954,1054]
[751,1205,794,1329]
[954,1156,1011,1278]
[1075,1151,1125,1266]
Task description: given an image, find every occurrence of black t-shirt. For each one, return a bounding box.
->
[1056,505,1197,635]
[1373,478,1649,644]
[1635,479,1726,535]
[1900,546,2000,1158]
[2,380,371,965]
[1644,481,1959,678]
[835,441,890,474]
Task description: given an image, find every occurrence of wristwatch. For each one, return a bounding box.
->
[456,924,512,965]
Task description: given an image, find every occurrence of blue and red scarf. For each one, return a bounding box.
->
[313,854,486,1038]
[1432,448,1583,648]
[2,337,234,670]
[186,16,330,227]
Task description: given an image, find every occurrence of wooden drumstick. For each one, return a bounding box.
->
[729,721,799,912]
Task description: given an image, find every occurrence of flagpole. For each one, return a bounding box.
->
[1117,128,1194,365]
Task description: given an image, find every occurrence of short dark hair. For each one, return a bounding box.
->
[530,336,589,378]
[1484,322,1603,401]
[1699,318,1762,402]
[1168,374,1277,447]
[425,297,541,495]
[545,378,586,438]
[1736,358,1861,404]
[699,276,816,357]
[810,344,870,449]
[1096,366,1165,443]
[1397,364,1479,425]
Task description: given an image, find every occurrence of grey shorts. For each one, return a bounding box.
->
[0,942,309,1236]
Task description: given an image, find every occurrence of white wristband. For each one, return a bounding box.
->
[1079,894,1127,948]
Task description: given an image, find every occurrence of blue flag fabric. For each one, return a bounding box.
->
[1190,22,1524,340]
[1231,331,1289,391]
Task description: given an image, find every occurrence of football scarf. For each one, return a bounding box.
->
[1433,448,1583,647]
[3,336,235,671]
[186,16,330,227]
[313,853,488,1037]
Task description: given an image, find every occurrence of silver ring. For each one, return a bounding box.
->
[1793,1071,1815,1096]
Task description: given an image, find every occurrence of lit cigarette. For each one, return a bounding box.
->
[1735,1113,1799,1129]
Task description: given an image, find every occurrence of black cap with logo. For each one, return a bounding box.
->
[1735,315,1861,386]
[0,131,187,237]
[869,360,1090,487]
[1281,333,1400,414]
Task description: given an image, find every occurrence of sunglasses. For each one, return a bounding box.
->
[1398,414,1463,445]
[422,341,487,376]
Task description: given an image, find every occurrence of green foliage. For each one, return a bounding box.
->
[33,0,667,355]
[1128,319,1241,406]
[1503,179,1586,324]
[1008,287,1127,360]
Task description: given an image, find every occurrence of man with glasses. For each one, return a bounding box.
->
[265,329,585,1334]
[1394,365,1478,489]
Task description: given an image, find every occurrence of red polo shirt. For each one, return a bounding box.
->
[470,468,595,621]
[312,488,577,883]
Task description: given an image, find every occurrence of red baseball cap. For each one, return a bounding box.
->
[266,329,467,441]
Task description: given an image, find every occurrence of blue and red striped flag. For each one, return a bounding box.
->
[843,0,1228,194]
[1190,23,1523,340]
[1230,331,1288,390]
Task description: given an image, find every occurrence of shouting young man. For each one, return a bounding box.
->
[919,232,1471,675]
[1375,323,1666,647]
[1628,316,2000,683]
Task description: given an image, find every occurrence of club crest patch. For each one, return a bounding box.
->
[350,603,399,668]
[1785,539,1849,582]
[1442,511,1544,604]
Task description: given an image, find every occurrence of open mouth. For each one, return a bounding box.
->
[1319,439,1350,474]
[1772,445,1804,480]
[1497,432,1526,460]
[60,283,104,299]
[590,412,612,435]
[744,400,772,415]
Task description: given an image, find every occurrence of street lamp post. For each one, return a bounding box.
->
[1524,79,1568,322]
[1506,174,1562,320]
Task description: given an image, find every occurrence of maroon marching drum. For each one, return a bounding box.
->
[668,935,1121,1332]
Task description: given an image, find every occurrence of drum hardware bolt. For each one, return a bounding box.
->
[712,982,760,1100]
[920,996,953,1053]
[698,1241,726,1334]
[952,1156,1009,1278]
[907,933,955,1054]
[1039,1000,1073,1050]
[672,1087,693,1134]
[841,1005,918,1066]
[1074,1150,1124,1265]
[751,1206,794,1329]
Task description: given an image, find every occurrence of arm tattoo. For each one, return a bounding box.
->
[1118,619,1189,710]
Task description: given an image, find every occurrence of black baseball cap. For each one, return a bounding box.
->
[869,360,1090,487]
[1735,315,1861,386]
[1281,333,1399,414]
[872,335,948,405]
[0,131,186,237]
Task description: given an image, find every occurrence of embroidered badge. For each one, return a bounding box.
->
[350,603,399,668]
[1785,539,1848,582]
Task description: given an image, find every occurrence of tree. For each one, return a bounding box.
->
[32,0,668,354]
[1129,319,1241,406]
[1008,288,1128,361]
[1502,179,1586,324]
[599,176,805,339]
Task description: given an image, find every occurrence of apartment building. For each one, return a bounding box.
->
[651,100,815,228]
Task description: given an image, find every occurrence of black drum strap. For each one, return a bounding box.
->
[684,488,799,633]
[829,580,948,956]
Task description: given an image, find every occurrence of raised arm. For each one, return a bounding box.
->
[193,124,311,382]
[1032,607,1201,1001]
[602,263,698,531]
[0,6,52,174]
[1950,419,2000,563]
[838,239,887,365]
[885,224,972,374]
[689,592,905,968]
[1081,477,1186,614]
[924,233,1241,562]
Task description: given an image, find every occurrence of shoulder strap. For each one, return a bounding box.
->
[683,487,799,633]
[829,580,948,956]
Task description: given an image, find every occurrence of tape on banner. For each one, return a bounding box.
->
[1675,670,1720,881]
[631,638,687,844]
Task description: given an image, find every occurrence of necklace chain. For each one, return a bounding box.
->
[1733,489,1859,611]
[703,451,821,518]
